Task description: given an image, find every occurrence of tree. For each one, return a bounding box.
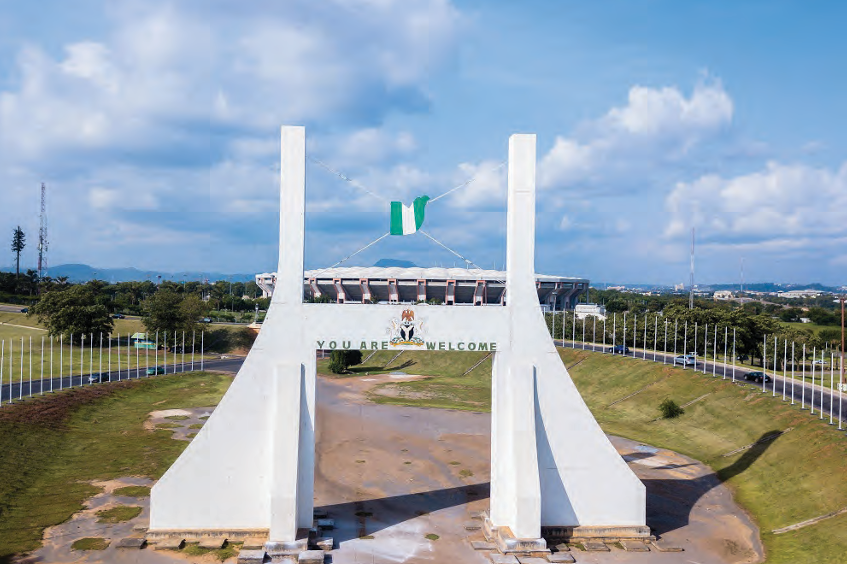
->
[142,290,209,337]
[11,226,25,277]
[29,284,114,343]
[328,350,363,374]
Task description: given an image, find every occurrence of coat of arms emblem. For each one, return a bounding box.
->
[389,309,425,346]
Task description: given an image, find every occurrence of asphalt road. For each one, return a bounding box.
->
[2,343,844,427]
[0,304,28,313]
[0,356,244,404]
[557,339,847,426]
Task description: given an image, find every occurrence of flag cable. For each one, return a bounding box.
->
[307,232,391,280]
[308,156,389,203]
[428,161,506,203]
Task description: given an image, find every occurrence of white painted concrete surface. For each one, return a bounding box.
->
[149,126,645,542]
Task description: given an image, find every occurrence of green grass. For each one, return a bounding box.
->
[424,533,440,541]
[155,423,182,429]
[183,542,240,561]
[113,486,151,498]
[70,537,109,551]
[188,423,204,429]
[164,415,189,420]
[780,322,833,336]
[0,371,232,560]
[95,505,142,523]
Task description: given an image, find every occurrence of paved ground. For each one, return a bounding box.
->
[23,372,764,564]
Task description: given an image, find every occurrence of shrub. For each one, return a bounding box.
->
[658,399,685,419]
[328,350,363,374]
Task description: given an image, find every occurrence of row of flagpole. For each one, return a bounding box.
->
[0,331,205,405]
[549,310,844,431]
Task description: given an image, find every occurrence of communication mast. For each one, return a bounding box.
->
[37,183,48,279]
[689,227,695,309]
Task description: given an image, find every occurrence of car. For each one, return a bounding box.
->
[674,354,697,366]
[812,359,828,366]
[146,366,166,376]
[743,371,772,383]
[87,373,108,384]
[736,354,749,361]
[607,344,630,354]
[201,317,213,323]
[19,307,28,313]
[112,313,125,319]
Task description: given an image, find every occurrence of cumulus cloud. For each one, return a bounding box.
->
[538,80,733,192]
[665,161,847,245]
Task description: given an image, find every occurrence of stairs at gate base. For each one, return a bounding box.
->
[235,510,335,563]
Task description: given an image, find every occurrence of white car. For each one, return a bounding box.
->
[812,359,827,366]
[674,354,696,366]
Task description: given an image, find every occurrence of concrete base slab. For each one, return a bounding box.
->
[313,509,328,519]
[490,555,520,564]
[472,540,497,550]
[542,524,652,543]
[243,537,267,550]
[546,553,575,563]
[237,549,268,564]
[198,536,227,549]
[310,536,333,551]
[621,540,650,552]
[584,541,610,552]
[298,549,325,563]
[651,540,684,552]
[465,520,483,531]
[115,537,147,549]
[152,537,185,550]
[552,543,570,552]
[516,557,549,564]
[265,538,308,556]
[315,518,334,529]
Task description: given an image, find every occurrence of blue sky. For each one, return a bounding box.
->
[0,0,844,285]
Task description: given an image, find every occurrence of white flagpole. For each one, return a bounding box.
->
[811,346,816,415]
[146,332,150,377]
[682,321,688,368]
[663,319,668,364]
[712,325,717,376]
[801,344,806,409]
[673,319,678,363]
[200,331,204,371]
[581,319,585,351]
[782,339,787,401]
[59,335,63,391]
[732,328,736,382]
[40,336,44,394]
[117,333,121,381]
[653,315,658,362]
[790,342,795,405]
[108,334,112,382]
[1,340,4,406]
[762,334,767,393]
[623,313,627,357]
[830,353,835,425]
[29,336,32,396]
[156,331,159,374]
[99,334,103,379]
[50,336,53,393]
[632,314,637,358]
[593,316,596,349]
[89,333,93,383]
[820,350,825,420]
[80,334,84,386]
[702,323,708,375]
[723,326,728,379]
[612,313,617,354]
[191,330,196,371]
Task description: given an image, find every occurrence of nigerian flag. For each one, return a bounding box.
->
[390,195,430,236]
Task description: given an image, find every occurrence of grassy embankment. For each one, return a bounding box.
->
[318,349,493,411]
[0,371,232,562]
[0,311,232,383]
[358,347,847,564]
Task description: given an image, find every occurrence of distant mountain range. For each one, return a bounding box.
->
[0,264,256,284]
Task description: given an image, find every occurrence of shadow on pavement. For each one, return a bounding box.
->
[317,482,489,544]
[645,430,780,536]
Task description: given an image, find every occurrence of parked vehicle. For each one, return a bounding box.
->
[112,313,125,319]
[19,308,28,313]
[812,359,828,366]
[201,317,212,323]
[736,354,749,361]
[87,373,108,384]
[743,371,771,383]
[146,366,166,376]
[674,354,696,366]
[607,344,630,354]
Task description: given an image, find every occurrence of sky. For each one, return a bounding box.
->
[0,0,845,286]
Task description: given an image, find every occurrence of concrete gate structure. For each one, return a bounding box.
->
[149,126,648,552]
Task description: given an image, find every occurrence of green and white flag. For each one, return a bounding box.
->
[390,195,430,236]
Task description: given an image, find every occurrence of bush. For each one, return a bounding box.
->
[328,350,363,374]
[658,398,685,419]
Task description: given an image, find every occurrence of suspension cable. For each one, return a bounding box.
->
[418,230,488,272]
[429,161,506,203]
[308,156,389,203]
[308,232,391,280]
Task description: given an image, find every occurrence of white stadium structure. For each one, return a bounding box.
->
[256,266,588,311]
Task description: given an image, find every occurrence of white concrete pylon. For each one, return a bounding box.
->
[149,126,646,544]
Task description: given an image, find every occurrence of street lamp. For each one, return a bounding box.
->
[254,303,259,323]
